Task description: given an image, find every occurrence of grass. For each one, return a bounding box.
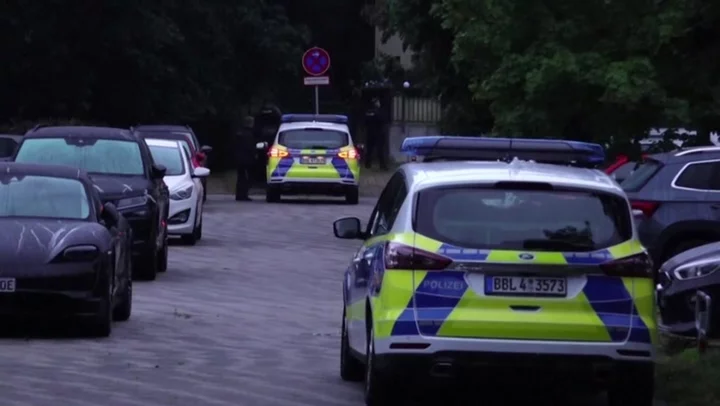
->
[656,337,720,406]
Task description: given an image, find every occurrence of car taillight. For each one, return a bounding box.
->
[630,200,659,218]
[268,147,289,158]
[384,242,453,270]
[599,253,653,278]
[338,148,359,159]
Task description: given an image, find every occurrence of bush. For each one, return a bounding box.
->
[656,348,720,406]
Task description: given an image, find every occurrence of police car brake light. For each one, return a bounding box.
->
[400,136,605,167]
[281,114,348,124]
[599,253,653,278]
[338,148,359,159]
[384,242,453,270]
[268,147,289,158]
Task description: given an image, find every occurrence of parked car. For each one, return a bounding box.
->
[657,241,720,338]
[145,138,209,245]
[0,134,22,159]
[12,125,170,281]
[0,162,133,337]
[620,146,720,269]
[132,125,212,201]
[604,154,647,183]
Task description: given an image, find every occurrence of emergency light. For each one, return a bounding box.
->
[400,136,605,167]
[280,114,348,124]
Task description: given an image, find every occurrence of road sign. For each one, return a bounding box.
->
[302,47,331,76]
[304,76,330,86]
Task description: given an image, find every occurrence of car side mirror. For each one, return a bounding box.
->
[151,164,166,179]
[192,167,211,178]
[333,217,364,239]
[256,142,268,150]
[101,202,120,227]
[200,145,213,153]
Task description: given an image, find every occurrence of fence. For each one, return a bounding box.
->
[392,95,442,124]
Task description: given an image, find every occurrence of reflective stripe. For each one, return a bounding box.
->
[266,145,360,181]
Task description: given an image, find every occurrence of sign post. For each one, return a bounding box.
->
[302,47,331,114]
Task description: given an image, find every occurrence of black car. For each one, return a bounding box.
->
[0,162,133,337]
[0,134,22,159]
[12,125,170,281]
[132,125,212,201]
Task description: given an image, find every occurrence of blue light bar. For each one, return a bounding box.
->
[401,136,605,167]
[281,114,348,124]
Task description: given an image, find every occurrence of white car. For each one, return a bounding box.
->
[145,138,209,245]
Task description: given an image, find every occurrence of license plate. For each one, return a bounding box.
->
[0,278,16,292]
[485,276,566,297]
[301,156,325,165]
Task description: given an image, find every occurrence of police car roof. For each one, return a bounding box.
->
[403,160,622,195]
[278,121,350,133]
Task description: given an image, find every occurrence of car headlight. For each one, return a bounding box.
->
[171,184,193,201]
[673,258,720,280]
[117,195,148,210]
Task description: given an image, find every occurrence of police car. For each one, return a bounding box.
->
[256,114,360,204]
[333,136,656,406]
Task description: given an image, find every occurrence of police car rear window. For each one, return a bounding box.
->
[278,129,348,149]
[414,186,632,252]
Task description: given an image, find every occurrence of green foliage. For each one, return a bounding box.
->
[657,349,720,406]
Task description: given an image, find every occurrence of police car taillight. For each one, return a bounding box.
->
[338,148,359,159]
[384,242,453,270]
[599,253,653,278]
[268,147,289,158]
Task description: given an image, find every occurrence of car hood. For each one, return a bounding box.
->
[659,241,720,273]
[0,219,109,266]
[90,175,151,202]
[164,174,190,191]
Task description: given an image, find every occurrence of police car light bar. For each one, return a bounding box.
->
[281,114,348,124]
[401,136,605,167]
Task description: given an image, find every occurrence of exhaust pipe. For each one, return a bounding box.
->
[429,361,454,378]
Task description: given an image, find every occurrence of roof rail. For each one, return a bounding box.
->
[674,146,720,156]
[280,114,348,124]
[400,136,605,167]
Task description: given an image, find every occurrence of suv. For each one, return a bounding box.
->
[621,146,720,267]
[12,125,170,281]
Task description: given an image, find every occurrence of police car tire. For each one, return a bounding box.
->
[606,363,654,406]
[340,309,364,381]
[364,326,392,406]
[345,187,359,205]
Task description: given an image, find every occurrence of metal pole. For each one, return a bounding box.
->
[314,86,319,114]
[695,290,712,354]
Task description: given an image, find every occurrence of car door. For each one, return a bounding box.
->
[182,144,203,225]
[141,142,169,247]
[347,172,406,352]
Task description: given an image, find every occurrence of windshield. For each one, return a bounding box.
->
[137,131,197,152]
[415,186,632,251]
[148,145,184,176]
[0,175,90,219]
[620,160,661,192]
[15,138,145,176]
[278,129,348,149]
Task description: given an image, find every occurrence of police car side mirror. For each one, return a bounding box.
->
[256,142,268,150]
[334,217,363,239]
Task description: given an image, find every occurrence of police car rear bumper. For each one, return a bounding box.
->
[267,177,358,195]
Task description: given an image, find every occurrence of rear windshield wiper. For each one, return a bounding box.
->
[520,239,595,252]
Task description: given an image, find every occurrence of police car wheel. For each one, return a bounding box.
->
[606,363,654,406]
[345,187,359,205]
[340,308,364,382]
[364,325,392,405]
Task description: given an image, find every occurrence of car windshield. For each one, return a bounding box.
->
[148,145,184,176]
[278,129,348,149]
[620,160,662,192]
[415,186,632,251]
[0,175,90,219]
[137,131,197,152]
[15,138,145,176]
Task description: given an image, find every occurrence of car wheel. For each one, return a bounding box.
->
[340,307,364,382]
[112,276,132,322]
[157,238,168,272]
[182,211,198,245]
[195,219,203,241]
[607,363,654,406]
[266,187,281,203]
[346,186,359,205]
[135,247,158,281]
[88,280,113,337]
[364,323,392,405]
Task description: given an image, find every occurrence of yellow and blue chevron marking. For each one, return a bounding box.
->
[363,234,655,346]
[267,146,359,181]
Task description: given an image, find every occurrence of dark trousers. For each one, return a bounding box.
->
[235,165,252,199]
[364,133,387,169]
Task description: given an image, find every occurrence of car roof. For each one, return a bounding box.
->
[402,160,623,195]
[145,138,181,148]
[0,162,91,182]
[278,121,350,133]
[648,146,720,164]
[25,126,135,141]
[134,125,191,133]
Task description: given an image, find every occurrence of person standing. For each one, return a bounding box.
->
[364,97,388,170]
[233,116,256,201]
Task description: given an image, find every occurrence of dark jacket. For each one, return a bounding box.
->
[233,127,256,166]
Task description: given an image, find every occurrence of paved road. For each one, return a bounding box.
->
[0,195,659,406]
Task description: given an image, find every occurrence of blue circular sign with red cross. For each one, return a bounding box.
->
[302,47,331,76]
